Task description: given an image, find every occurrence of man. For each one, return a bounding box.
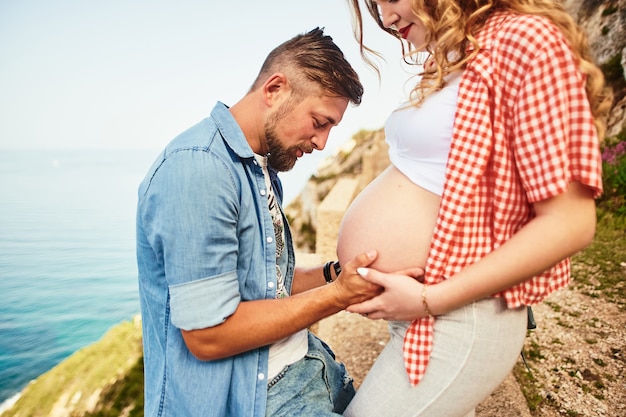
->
[136,28,381,417]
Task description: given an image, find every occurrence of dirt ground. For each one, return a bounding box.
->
[517,286,625,417]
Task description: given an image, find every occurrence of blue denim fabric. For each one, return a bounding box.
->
[267,332,356,416]
[136,102,295,417]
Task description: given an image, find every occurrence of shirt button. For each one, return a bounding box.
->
[267,237,273,243]
[260,189,266,196]
[268,282,275,289]
[258,373,265,381]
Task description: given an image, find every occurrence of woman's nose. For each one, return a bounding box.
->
[379,5,398,29]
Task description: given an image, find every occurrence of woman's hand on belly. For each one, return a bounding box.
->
[345,267,429,321]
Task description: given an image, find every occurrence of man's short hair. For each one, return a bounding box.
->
[251,27,363,105]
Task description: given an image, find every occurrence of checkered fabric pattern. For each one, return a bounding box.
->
[403,11,603,386]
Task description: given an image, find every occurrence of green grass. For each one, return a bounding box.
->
[570,209,626,310]
[513,363,545,412]
[2,318,142,417]
[83,357,144,417]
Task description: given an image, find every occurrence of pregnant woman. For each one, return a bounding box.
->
[336,0,611,416]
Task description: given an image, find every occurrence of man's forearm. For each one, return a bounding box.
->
[182,284,345,360]
[292,263,337,294]
[182,251,379,360]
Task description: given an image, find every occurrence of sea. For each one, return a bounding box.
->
[0,148,316,410]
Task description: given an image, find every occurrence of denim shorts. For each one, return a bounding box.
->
[266,331,355,416]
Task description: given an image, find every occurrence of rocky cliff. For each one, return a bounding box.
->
[284,128,390,252]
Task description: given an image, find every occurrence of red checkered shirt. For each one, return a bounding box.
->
[403,11,603,385]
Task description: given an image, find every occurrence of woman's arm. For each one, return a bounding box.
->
[347,181,596,320]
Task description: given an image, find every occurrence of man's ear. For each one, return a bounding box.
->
[262,73,290,106]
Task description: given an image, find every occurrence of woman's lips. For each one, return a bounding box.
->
[398,25,411,39]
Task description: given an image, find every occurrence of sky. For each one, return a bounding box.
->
[0,0,418,154]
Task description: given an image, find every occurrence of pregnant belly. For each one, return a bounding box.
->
[337,165,441,273]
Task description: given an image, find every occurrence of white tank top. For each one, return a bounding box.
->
[385,71,462,196]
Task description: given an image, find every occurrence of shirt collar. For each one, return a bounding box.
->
[210,101,255,159]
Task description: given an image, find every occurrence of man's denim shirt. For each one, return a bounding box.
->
[136,102,295,417]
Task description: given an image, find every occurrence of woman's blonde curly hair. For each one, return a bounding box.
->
[348,0,613,139]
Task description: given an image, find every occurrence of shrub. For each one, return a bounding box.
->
[601,53,626,103]
[598,134,626,215]
[601,5,618,16]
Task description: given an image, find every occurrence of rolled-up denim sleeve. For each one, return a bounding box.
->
[139,148,244,330]
[170,271,240,330]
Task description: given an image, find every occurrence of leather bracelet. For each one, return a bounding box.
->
[323,261,334,284]
[333,261,342,276]
[422,284,434,317]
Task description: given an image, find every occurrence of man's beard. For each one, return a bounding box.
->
[263,102,308,172]
[264,126,298,172]
[262,97,314,172]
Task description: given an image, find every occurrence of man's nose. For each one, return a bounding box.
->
[311,132,329,151]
